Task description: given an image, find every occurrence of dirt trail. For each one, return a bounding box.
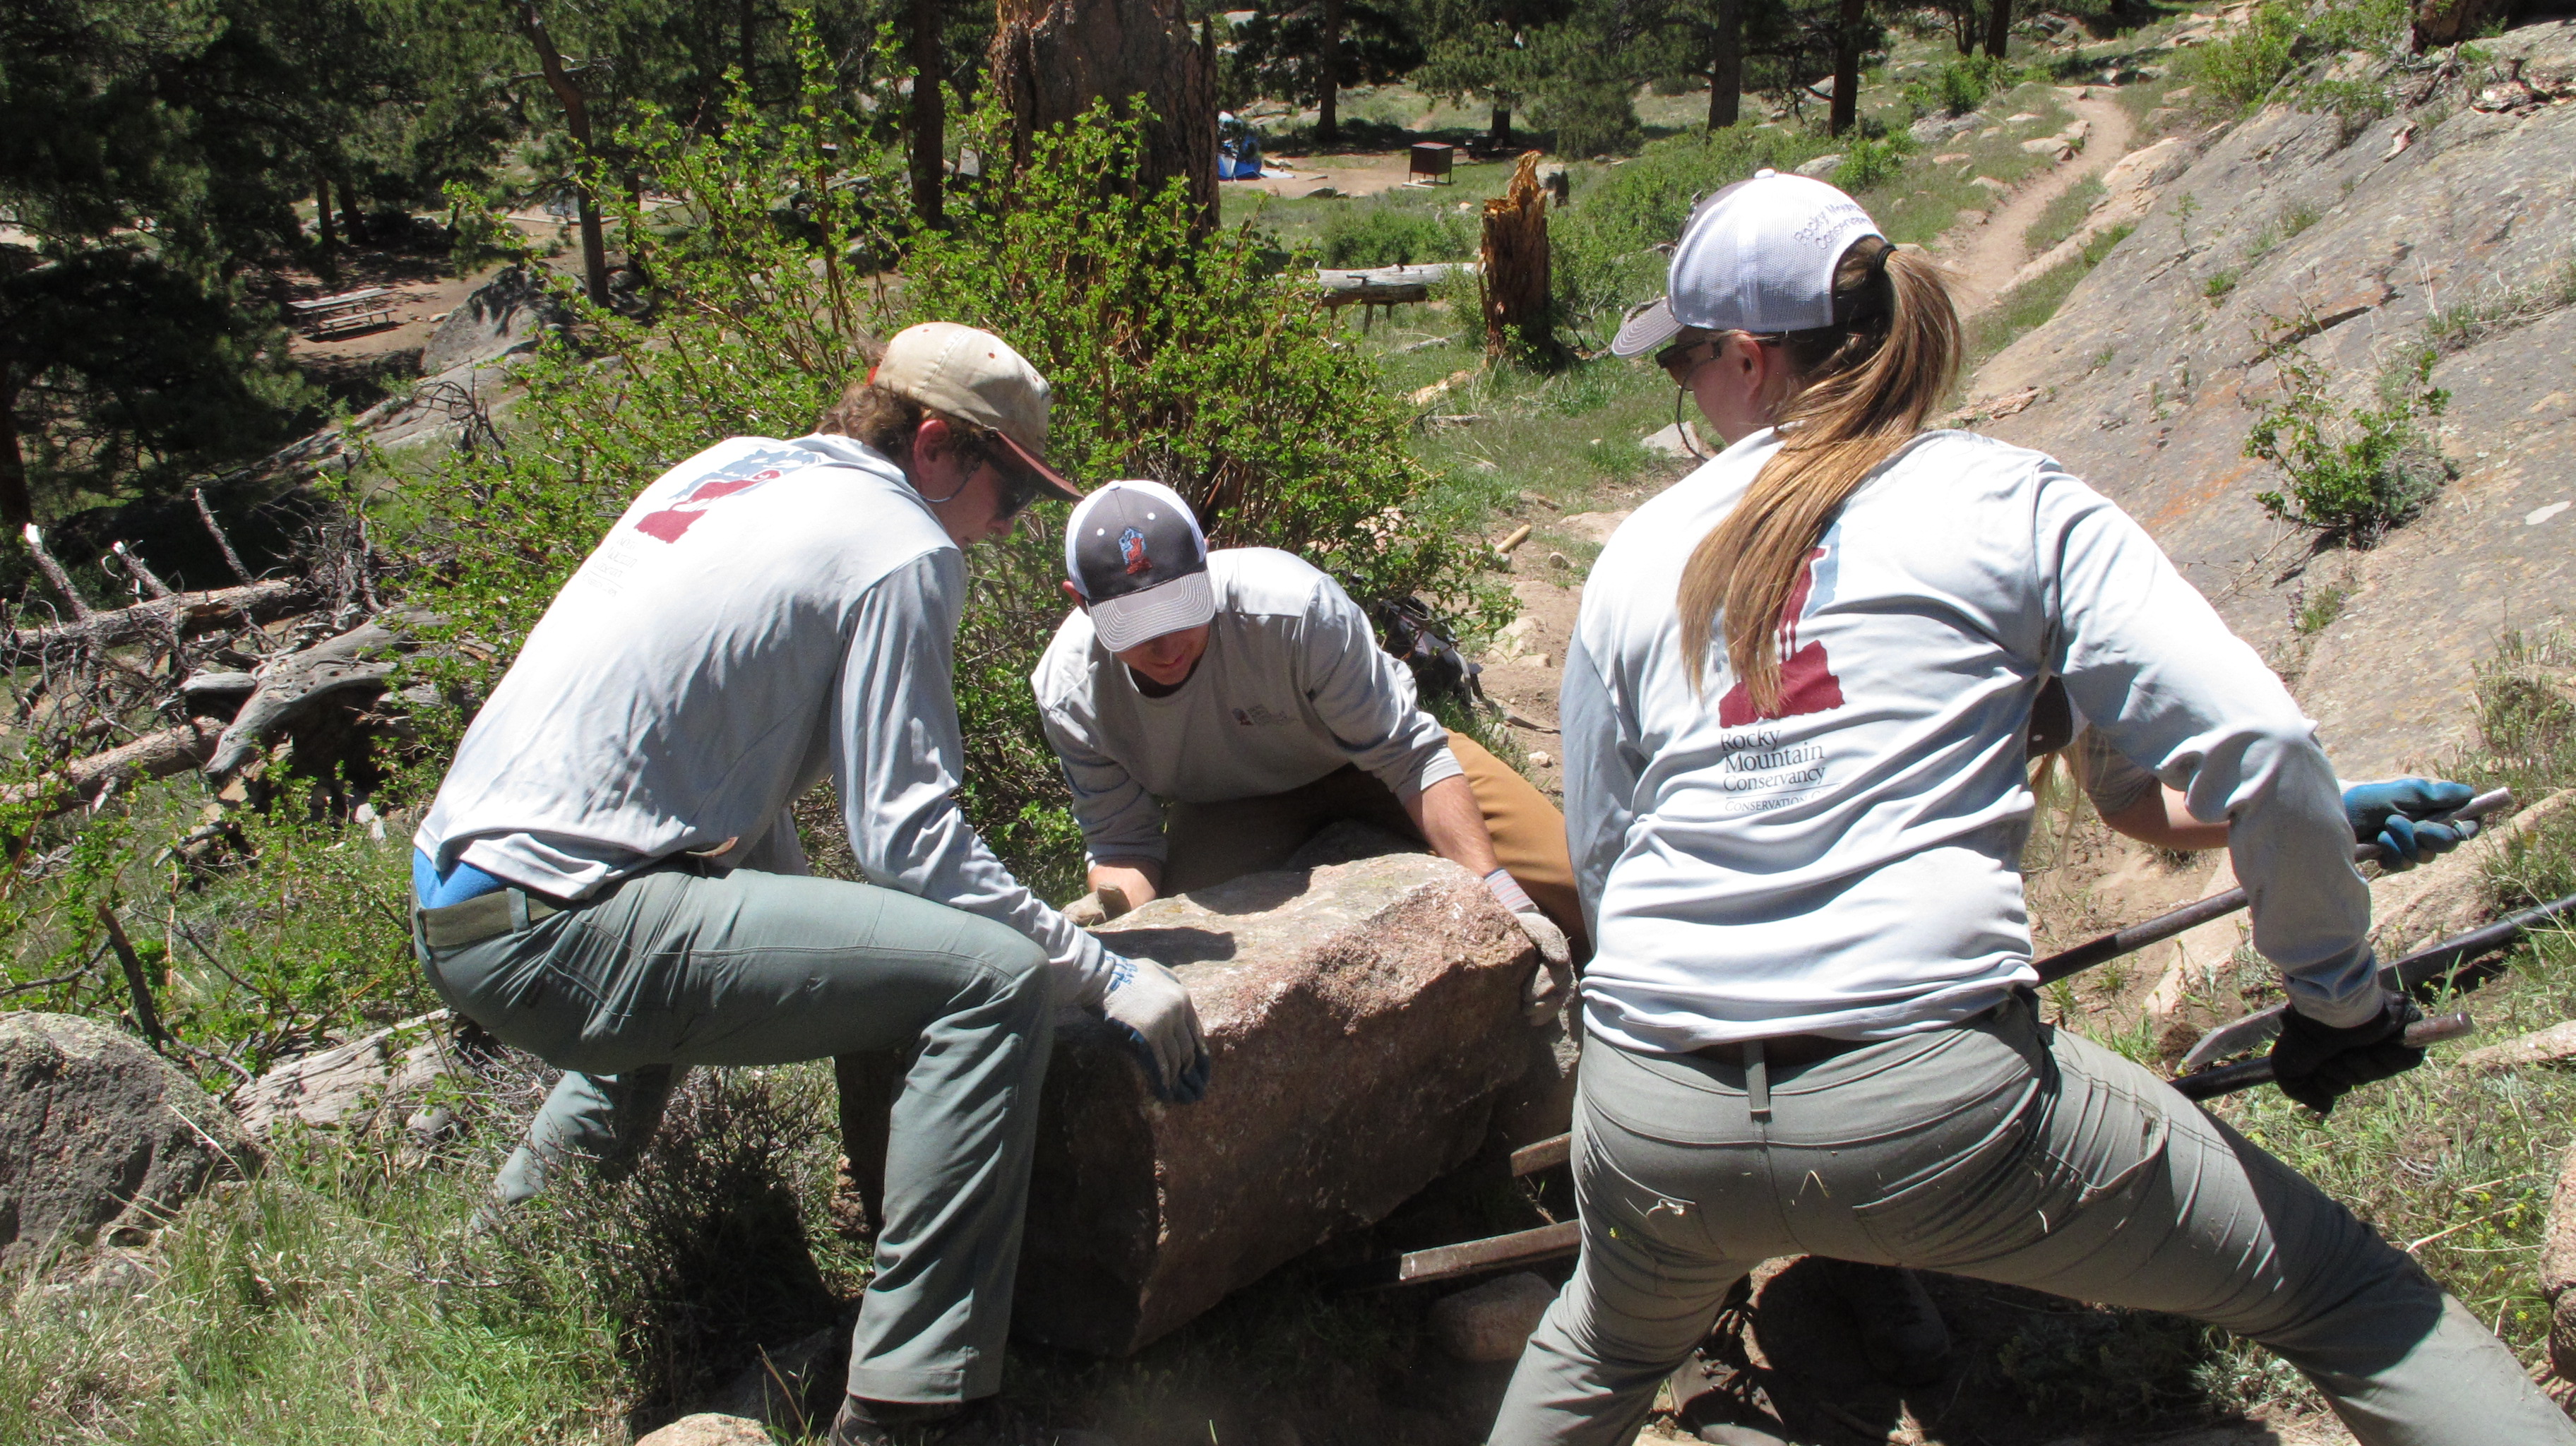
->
[1940,89,2137,316]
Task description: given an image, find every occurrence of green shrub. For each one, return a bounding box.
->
[2178,1,2304,110]
[1832,135,1913,193]
[1906,54,2018,116]
[1317,201,1477,268]
[1532,76,1643,158]
[1549,124,1838,347]
[2246,339,2451,545]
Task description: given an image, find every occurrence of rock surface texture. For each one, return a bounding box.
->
[1013,852,1542,1356]
[632,1414,773,1446]
[1430,1271,1561,1362]
[2545,1137,2576,1382]
[1983,20,2576,777]
[417,265,568,375]
[0,1012,261,1268]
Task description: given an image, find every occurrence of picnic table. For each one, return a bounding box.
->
[290,289,397,337]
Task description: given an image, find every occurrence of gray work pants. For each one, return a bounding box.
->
[1491,995,2573,1446]
[415,866,1054,1404]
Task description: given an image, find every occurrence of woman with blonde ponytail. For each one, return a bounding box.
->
[1487,174,2565,1446]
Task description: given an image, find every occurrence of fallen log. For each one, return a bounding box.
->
[0,719,225,816]
[4,579,314,662]
[205,614,413,776]
[1315,262,1476,308]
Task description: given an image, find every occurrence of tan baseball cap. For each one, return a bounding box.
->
[869,322,1083,501]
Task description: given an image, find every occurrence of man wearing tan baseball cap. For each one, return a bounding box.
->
[410,321,1205,1446]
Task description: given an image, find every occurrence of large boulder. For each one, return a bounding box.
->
[1982,19,2576,778]
[419,266,569,375]
[2545,1137,2576,1382]
[1013,852,1542,1356]
[0,1012,261,1268]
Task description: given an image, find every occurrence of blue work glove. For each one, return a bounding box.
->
[1099,953,1211,1104]
[2342,777,2478,871]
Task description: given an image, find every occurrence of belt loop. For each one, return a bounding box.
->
[509,888,530,932]
[1746,1038,1771,1121]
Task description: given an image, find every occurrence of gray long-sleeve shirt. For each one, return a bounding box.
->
[414,433,1119,1004]
[1563,428,2376,1052]
[1030,548,1460,866]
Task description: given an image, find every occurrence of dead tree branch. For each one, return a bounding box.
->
[0,719,226,817]
[1,579,314,662]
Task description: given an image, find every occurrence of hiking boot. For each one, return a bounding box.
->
[1815,1258,1951,1387]
[827,1395,1030,1446]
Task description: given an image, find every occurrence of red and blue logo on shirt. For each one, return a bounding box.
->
[1719,542,1846,727]
[632,448,807,543]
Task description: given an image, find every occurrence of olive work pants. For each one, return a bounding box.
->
[414,865,1054,1405]
[1489,995,2576,1446]
[1161,730,1589,958]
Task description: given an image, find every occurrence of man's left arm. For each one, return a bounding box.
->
[834,551,1121,1006]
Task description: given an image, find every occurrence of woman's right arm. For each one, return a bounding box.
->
[2034,472,2382,1027]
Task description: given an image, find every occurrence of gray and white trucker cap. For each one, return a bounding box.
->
[1063,479,1217,652]
[1609,170,1884,357]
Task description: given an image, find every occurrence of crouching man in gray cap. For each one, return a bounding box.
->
[408,323,1208,1446]
[1030,479,1581,1010]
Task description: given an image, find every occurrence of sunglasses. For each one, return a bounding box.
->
[1654,337,1717,386]
[986,458,1050,522]
[1654,330,1786,386]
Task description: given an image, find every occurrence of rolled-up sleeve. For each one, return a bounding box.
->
[1038,699,1169,866]
[1298,576,1460,797]
[2035,470,2377,1026]
[835,551,1119,1006]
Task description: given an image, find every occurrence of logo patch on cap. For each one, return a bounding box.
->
[1119,527,1150,575]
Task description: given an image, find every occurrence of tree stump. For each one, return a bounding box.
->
[986,0,1217,232]
[1479,151,1553,360]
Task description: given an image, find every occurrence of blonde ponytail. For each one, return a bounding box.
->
[1678,239,1962,708]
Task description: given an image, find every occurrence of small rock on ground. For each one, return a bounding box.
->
[634,1414,771,1446]
[1431,1271,1560,1361]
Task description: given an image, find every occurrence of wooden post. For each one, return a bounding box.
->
[1318,0,1344,147]
[517,0,613,306]
[1831,0,1867,137]
[1479,152,1552,359]
[909,0,946,229]
[988,0,1219,236]
[1707,0,1744,130]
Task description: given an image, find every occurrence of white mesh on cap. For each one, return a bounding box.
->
[1668,172,1881,335]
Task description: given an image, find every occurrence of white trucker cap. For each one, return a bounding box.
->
[1063,479,1217,653]
[870,321,1083,501]
[1609,170,1885,357]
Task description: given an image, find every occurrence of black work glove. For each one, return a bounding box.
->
[2268,991,2426,1115]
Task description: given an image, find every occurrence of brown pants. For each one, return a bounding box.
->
[1162,731,1587,959]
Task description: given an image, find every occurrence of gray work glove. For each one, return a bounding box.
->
[1485,868,1573,1024]
[1515,911,1575,1024]
[1062,885,1137,928]
[1101,953,1211,1104]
